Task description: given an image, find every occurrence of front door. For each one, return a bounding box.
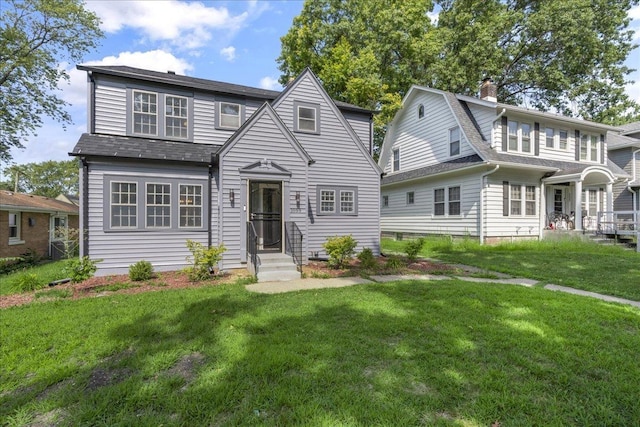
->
[249,181,282,252]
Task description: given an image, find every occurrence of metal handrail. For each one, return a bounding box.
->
[595,210,638,235]
[285,221,303,276]
[247,221,259,276]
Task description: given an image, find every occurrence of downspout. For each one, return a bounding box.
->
[369,113,374,157]
[208,155,215,248]
[81,158,89,257]
[88,71,96,134]
[479,165,500,244]
[490,108,506,148]
[631,149,640,212]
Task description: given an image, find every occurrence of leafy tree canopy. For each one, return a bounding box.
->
[0,0,103,162]
[1,159,79,198]
[278,0,640,156]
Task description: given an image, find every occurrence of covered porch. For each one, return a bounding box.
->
[541,166,616,232]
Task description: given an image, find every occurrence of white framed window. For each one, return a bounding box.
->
[165,95,188,139]
[298,106,316,132]
[8,212,21,243]
[559,129,568,150]
[146,183,171,228]
[525,186,536,215]
[393,149,400,172]
[219,102,241,129]
[434,186,460,216]
[582,188,603,217]
[449,127,460,157]
[320,190,335,213]
[507,120,532,153]
[545,128,555,148]
[579,133,600,162]
[111,182,138,228]
[180,184,203,228]
[382,195,389,208]
[340,190,355,213]
[503,183,537,217]
[510,185,522,215]
[406,191,415,205]
[132,90,157,136]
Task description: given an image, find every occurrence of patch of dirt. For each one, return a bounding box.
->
[165,352,206,390]
[86,367,133,392]
[303,256,458,278]
[0,269,252,309]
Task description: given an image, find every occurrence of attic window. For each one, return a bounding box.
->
[219,102,241,129]
[418,104,424,119]
[294,101,320,134]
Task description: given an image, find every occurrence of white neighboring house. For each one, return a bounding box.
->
[378,79,630,243]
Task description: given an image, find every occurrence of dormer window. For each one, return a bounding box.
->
[580,133,600,162]
[294,101,320,134]
[418,104,424,119]
[219,102,241,129]
[506,120,532,153]
[129,89,192,140]
[133,91,157,136]
[449,127,460,156]
[165,95,188,138]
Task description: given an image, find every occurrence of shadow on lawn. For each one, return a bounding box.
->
[3,282,639,426]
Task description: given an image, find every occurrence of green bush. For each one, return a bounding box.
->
[15,272,44,292]
[404,238,425,261]
[129,260,154,281]
[185,240,226,282]
[384,255,405,271]
[357,248,377,270]
[323,235,358,269]
[64,256,99,283]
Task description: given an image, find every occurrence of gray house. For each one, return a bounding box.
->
[70,66,381,278]
[608,122,640,212]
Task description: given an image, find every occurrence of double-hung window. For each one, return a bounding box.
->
[317,186,358,216]
[525,186,536,215]
[507,121,532,153]
[165,95,188,138]
[406,191,415,205]
[510,185,522,215]
[449,127,460,157]
[294,101,320,134]
[393,149,400,172]
[180,184,202,228]
[8,212,21,243]
[133,91,157,136]
[434,186,460,216]
[580,133,599,162]
[111,182,137,228]
[219,102,241,129]
[559,130,568,150]
[382,195,389,208]
[146,183,171,228]
[545,128,555,148]
[503,183,536,216]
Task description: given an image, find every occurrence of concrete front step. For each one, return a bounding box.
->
[256,252,300,282]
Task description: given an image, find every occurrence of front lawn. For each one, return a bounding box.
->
[382,237,640,301]
[1,281,639,426]
[0,260,69,296]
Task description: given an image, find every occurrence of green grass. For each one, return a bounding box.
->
[1,281,639,426]
[382,237,640,301]
[0,261,68,296]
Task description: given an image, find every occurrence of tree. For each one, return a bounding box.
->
[278,0,640,156]
[0,0,103,162]
[1,159,79,198]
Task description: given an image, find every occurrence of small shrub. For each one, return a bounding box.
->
[15,273,44,292]
[20,249,41,266]
[323,235,358,269]
[129,260,154,281]
[0,257,23,275]
[404,238,425,261]
[384,255,405,271]
[357,248,377,270]
[64,256,100,283]
[310,270,331,279]
[185,240,227,282]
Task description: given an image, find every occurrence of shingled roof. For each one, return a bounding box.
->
[0,191,78,214]
[70,134,218,164]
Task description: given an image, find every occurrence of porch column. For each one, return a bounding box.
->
[539,182,546,238]
[605,182,613,213]
[574,180,582,231]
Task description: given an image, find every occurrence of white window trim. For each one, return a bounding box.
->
[507,120,533,153]
[433,186,461,217]
[340,189,355,214]
[132,90,159,137]
[449,126,461,157]
[320,189,336,214]
[579,132,600,162]
[293,101,321,134]
[145,182,172,229]
[507,183,537,217]
[111,181,138,229]
[219,101,242,130]
[393,148,400,172]
[297,105,317,133]
[179,183,203,229]
[8,211,24,245]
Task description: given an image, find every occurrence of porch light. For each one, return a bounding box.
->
[229,189,235,204]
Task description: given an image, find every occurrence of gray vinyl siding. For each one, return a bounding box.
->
[381,173,481,236]
[220,108,309,269]
[94,85,127,135]
[383,91,475,175]
[193,93,221,144]
[484,169,542,238]
[343,111,372,150]
[86,161,211,275]
[274,74,380,256]
[609,147,636,211]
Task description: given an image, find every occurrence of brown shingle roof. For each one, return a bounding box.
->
[0,191,79,214]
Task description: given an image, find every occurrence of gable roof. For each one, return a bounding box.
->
[618,121,640,135]
[78,65,372,114]
[607,132,640,150]
[273,68,382,175]
[1,191,79,214]
[70,133,218,164]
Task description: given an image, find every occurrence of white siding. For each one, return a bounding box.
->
[274,74,380,257]
[87,162,211,275]
[381,173,482,236]
[220,108,309,269]
[383,91,475,175]
[466,103,494,141]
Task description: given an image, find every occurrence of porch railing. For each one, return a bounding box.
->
[247,221,259,276]
[285,221,303,276]
[595,211,638,235]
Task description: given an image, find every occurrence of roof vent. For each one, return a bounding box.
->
[167,70,176,75]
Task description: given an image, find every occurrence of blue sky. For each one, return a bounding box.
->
[4,0,640,168]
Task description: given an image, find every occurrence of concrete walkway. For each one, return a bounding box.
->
[246,273,640,309]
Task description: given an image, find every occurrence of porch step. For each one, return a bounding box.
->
[256,253,301,282]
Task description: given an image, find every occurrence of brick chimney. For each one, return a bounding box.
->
[480,77,497,102]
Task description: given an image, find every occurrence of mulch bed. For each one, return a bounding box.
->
[1,257,459,309]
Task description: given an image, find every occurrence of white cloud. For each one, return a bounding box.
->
[259,76,281,91]
[629,4,640,20]
[86,1,249,50]
[220,46,237,62]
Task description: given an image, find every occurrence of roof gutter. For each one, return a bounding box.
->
[88,71,96,134]
[381,163,488,188]
[479,165,500,244]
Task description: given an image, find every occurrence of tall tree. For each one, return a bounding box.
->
[278,0,639,156]
[0,0,103,162]
[1,159,79,198]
